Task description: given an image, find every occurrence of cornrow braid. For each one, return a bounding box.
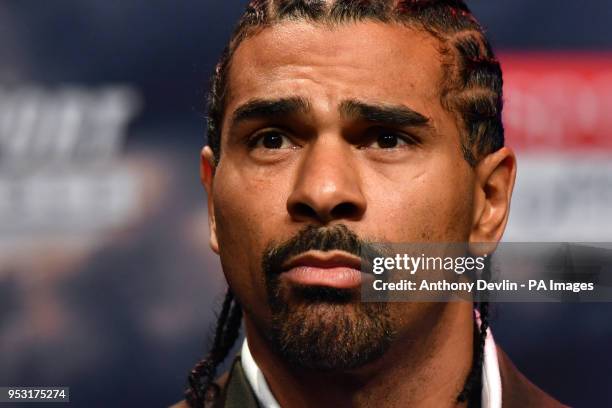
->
[457,255,492,405]
[439,30,504,165]
[456,301,490,406]
[275,0,327,19]
[186,291,243,407]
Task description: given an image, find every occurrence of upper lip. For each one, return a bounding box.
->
[282,250,362,271]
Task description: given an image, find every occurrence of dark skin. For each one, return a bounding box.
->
[201,21,516,408]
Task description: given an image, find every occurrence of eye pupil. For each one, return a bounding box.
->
[262,133,283,149]
[378,134,398,148]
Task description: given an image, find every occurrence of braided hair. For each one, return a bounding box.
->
[189,0,501,405]
[458,280,491,406]
[186,290,243,406]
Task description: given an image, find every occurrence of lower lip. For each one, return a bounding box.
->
[281,266,363,289]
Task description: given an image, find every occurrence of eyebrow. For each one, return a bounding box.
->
[339,100,431,128]
[230,97,311,128]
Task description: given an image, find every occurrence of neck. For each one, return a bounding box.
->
[244,302,475,408]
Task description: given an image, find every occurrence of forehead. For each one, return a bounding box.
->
[226,21,446,118]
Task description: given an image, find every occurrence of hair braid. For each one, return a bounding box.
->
[186,290,243,407]
[457,254,492,406]
[456,301,489,406]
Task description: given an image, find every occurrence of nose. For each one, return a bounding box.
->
[286,139,367,224]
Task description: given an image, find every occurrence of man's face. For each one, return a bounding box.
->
[206,21,479,369]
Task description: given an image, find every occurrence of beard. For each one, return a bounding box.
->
[262,225,395,371]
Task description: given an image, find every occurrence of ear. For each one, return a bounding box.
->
[201,146,219,254]
[469,147,517,256]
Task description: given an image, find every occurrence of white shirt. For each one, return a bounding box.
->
[241,325,502,408]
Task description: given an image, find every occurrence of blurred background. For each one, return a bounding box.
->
[0,1,611,406]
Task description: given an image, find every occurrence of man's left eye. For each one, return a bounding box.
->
[368,132,415,149]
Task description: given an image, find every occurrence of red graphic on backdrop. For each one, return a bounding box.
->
[500,53,612,151]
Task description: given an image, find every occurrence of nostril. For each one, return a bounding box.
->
[290,202,319,220]
[330,202,361,220]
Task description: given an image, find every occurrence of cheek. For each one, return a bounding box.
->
[211,164,290,315]
[214,164,291,240]
[366,160,474,242]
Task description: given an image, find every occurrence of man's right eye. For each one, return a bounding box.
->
[248,129,297,150]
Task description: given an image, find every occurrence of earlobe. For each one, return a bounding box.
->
[201,146,220,254]
[469,147,517,255]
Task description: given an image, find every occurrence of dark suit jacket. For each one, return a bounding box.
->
[172,347,568,408]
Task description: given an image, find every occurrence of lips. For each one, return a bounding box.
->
[280,250,365,289]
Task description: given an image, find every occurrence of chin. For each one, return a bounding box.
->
[268,294,395,371]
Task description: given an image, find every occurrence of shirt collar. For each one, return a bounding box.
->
[241,326,502,408]
[241,339,281,408]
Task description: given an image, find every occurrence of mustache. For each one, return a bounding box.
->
[262,224,381,276]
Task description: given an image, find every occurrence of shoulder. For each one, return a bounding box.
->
[497,346,570,408]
